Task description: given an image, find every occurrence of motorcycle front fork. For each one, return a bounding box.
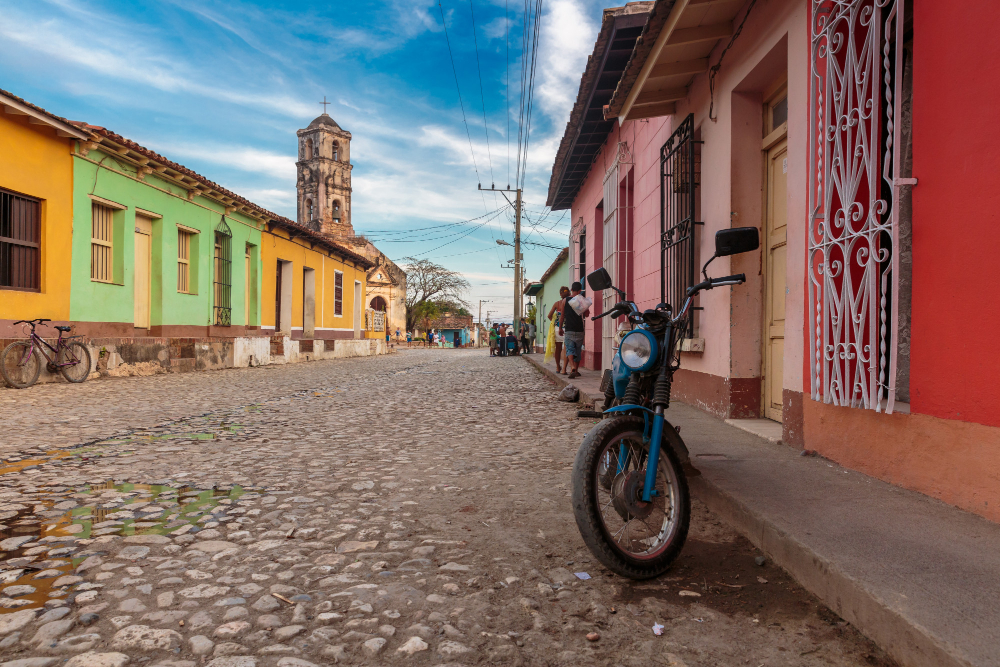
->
[614,406,665,503]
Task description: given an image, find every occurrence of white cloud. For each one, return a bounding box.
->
[141,141,297,181]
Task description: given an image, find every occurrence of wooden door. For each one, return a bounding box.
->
[275,260,283,333]
[134,215,152,329]
[244,246,251,326]
[764,137,787,421]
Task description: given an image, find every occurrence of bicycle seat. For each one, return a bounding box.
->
[55,326,72,332]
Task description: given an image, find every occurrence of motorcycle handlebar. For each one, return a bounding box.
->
[591,307,617,321]
[686,274,747,297]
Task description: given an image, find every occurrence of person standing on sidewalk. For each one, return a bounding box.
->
[559,282,589,379]
[547,286,570,374]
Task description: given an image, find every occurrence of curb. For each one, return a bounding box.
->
[524,353,968,667]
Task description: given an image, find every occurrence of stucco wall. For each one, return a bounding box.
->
[259,228,367,338]
[70,150,262,332]
[0,114,75,330]
[909,0,1000,428]
[567,0,806,418]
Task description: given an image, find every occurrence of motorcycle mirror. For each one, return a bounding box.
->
[714,227,760,257]
[587,267,614,291]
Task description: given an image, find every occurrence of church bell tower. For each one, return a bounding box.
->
[296,102,353,237]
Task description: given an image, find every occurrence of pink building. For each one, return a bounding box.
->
[548,0,1000,524]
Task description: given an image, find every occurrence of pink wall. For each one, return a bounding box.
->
[569,0,808,401]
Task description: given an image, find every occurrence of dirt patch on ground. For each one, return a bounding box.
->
[105,361,167,377]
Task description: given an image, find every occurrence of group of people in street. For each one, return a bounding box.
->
[488,318,535,357]
[545,282,588,379]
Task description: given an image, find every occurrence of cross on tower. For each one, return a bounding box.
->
[320,96,330,114]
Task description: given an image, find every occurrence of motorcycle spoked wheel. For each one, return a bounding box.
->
[572,415,690,580]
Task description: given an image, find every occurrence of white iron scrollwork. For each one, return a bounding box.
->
[808,0,906,413]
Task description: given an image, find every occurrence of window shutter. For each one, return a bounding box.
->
[91,203,114,283]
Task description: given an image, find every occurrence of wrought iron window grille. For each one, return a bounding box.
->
[213,216,233,327]
[660,114,702,338]
[808,0,913,414]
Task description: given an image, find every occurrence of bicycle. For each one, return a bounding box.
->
[0,319,93,389]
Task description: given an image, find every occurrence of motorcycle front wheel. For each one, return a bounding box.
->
[572,415,690,579]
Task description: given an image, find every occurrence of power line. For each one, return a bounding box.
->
[505,0,510,188]
[468,0,495,189]
[438,2,485,194]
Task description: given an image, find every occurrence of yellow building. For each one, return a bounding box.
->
[0,90,90,337]
[261,218,373,342]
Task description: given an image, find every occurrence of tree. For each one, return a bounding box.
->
[402,257,470,331]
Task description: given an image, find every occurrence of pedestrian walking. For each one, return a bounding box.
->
[547,286,570,373]
[427,330,434,347]
[559,282,590,379]
[406,331,412,346]
[395,327,401,342]
[527,319,536,354]
[519,318,530,354]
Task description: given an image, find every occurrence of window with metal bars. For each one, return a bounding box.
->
[213,217,232,326]
[91,203,114,283]
[660,113,700,337]
[334,271,343,316]
[0,187,40,291]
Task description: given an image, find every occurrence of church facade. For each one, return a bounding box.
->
[295,112,407,339]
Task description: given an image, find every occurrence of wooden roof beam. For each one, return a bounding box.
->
[624,102,676,121]
[649,58,710,78]
[634,87,688,106]
[666,23,733,46]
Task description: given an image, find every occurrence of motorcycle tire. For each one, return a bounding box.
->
[572,415,690,580]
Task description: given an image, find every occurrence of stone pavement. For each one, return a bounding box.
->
[0,350,893,667]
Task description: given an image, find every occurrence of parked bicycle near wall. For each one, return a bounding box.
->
[571,227,759,579]
[0,319,92,389]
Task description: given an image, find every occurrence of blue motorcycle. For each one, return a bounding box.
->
[571,227,759,579]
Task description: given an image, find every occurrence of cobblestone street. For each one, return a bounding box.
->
[0,350,893,667]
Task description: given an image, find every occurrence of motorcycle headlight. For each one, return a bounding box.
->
[619,330,657,371]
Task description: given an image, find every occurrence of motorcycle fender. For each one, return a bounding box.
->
[601,407,698,477]
[612,352,630,398]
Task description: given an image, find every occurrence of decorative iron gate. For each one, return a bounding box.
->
[808,0,910,413]
[213,217,232,326]
[660,114,698,337]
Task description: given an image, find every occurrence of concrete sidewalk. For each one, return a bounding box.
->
[523,353,1000,667]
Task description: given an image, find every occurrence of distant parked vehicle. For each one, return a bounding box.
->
[0,319,92,389]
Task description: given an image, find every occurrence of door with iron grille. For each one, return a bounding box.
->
[660,114,698,337]
[213,217,232,326]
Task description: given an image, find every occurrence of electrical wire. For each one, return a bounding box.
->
[438,1,487,200]
[468,0,495,189]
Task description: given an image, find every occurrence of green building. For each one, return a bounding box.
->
[525,247,569,353]
[70,128,265,338]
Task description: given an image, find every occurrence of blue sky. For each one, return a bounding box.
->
[0,0,608,321]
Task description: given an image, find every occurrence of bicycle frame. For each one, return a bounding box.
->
[18,328,77,368]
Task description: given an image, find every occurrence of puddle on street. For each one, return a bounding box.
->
[0,480,253,614]
[0,409,264,614]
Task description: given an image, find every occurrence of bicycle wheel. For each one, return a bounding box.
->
[572,415,689,579]
[1,342,41,389]
[58,341,92,383]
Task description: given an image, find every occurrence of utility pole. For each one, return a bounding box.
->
[482,184,522,335]
[478,300,492,347]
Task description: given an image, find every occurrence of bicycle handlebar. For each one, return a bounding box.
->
[13,318,50,326]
